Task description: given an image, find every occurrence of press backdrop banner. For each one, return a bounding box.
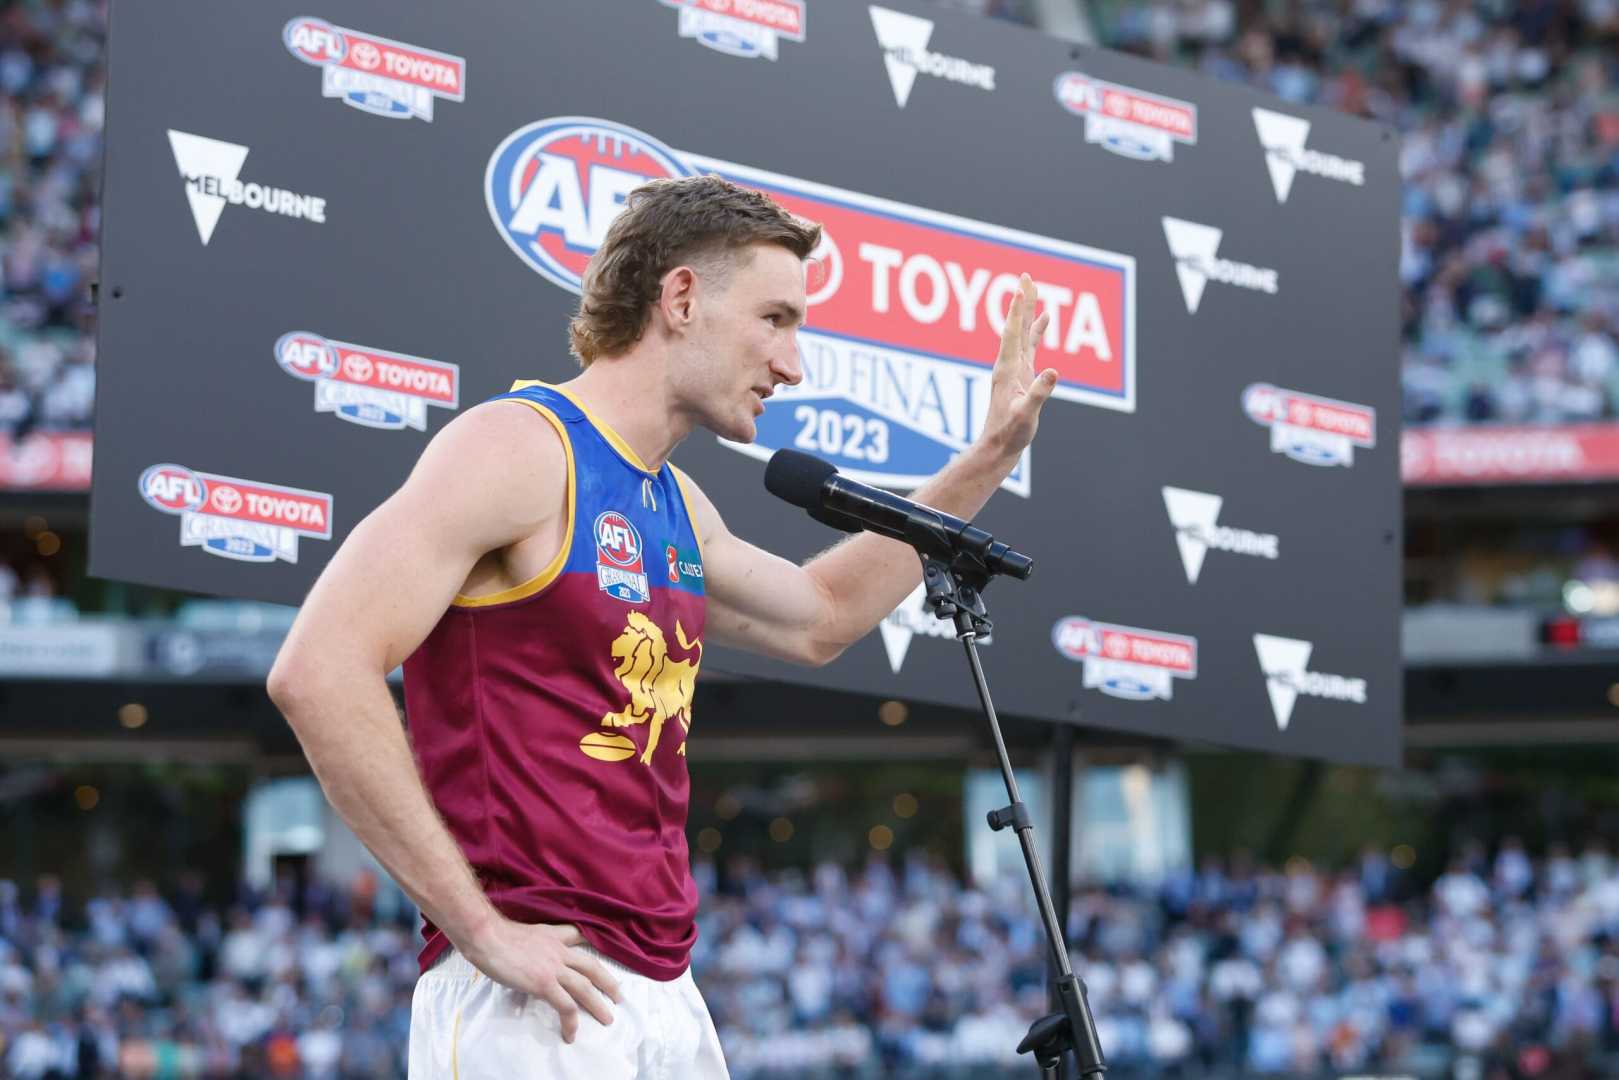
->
[91,0,1403,765]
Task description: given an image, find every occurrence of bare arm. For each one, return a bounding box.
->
[267,399,619,1039]
[691,275,1058,666]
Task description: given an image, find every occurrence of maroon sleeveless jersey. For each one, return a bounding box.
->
[403,383,706,980]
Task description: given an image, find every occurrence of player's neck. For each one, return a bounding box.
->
[561,356,690,472]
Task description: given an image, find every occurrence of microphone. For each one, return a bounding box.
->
[764,449,1032,580]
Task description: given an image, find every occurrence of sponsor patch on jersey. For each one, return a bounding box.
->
[139,464,333,564]
[1052,616,1197,701]
[484,117,1137,500]
[283,16,465,121]
[595,511,650,603]
[1243,382,1376,467]
[1053,72,1197,162]
[275,331,459,431]
[665,543,704,586]
[658,0,805,60]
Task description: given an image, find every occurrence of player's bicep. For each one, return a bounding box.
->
[679,470,834,664]
[274,402,565,690]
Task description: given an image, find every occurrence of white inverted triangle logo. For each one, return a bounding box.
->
[1252,108,1311,204]
[878,584,925,673]
[1253,633,1312,731]
[1162,486,1221,584]
[168,129,249,246]
[877,582,976,673]
[869,6,933,108]
[1161,216,1221,315]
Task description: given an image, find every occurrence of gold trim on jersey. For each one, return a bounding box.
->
[669,465,705,562]
[450,393,575,608]
[544,383,661,476]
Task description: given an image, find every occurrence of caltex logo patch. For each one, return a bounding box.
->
[140,464,333,564]
[283,17,466,121]
[485,117,1137,500]
[276,332,459,431]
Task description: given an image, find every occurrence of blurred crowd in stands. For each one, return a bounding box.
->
[1,0,1618,444]
[7,841,1619,1077]
[0,0,100,443]
[1097,0,1619,429]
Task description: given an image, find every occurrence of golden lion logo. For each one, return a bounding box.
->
[592,612,702,766]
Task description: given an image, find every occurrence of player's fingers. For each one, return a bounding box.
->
[542,923,584,946]
[1025,368,1059,409]
[558,968,616,1029]
[998,288,1023,364]
[1028,311,1051,359]
[566,949,623,1003]
[539,981,581,1043]
[1019,274,1038,334]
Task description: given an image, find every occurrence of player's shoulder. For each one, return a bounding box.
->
[668,462,724,543]
[440,395,569,456]
[403,397,569,528]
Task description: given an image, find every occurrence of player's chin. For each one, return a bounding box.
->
[727,409,758,443]
[709,413,756,443]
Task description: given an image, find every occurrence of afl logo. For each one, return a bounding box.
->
[1051,617,1091,661]
[283,16,347,65]
[275,331,338,381]
[484,117,691,293]
[140,464,207,514]
[594,511,643,568]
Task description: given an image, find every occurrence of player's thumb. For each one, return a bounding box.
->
[1024,369,1058,410]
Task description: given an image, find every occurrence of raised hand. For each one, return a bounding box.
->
[981,273,1058,460]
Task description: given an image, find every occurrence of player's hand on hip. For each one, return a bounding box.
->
[460,917,623,1042]
[981,273,1058,460]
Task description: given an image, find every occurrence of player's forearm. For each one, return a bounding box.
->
[802,442,1016,658]
[269,671,498,949]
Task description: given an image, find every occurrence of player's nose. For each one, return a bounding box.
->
[772,340,803,387]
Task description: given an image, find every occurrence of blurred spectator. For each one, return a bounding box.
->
[7,842,1619,1077]
[0,0,102,441]
[1097,0,1619,430]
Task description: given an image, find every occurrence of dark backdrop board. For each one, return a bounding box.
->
[91,1,1402,765]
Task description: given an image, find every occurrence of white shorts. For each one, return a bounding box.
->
[408,945,730,1080]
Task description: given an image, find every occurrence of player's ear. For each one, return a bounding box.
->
[656,266,698,332]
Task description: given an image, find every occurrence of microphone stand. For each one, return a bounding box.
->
[898,509,1107,1079]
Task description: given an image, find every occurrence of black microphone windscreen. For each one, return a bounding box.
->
[764,449,837,510]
